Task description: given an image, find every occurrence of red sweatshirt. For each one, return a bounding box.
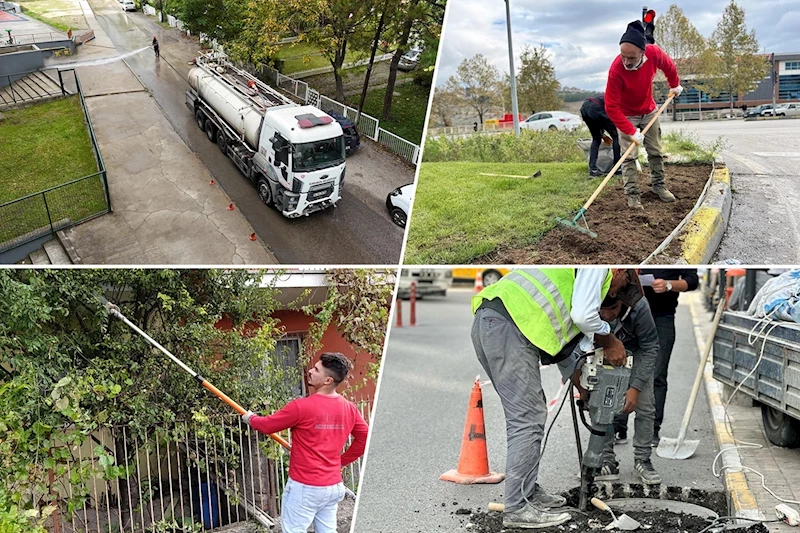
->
[605,44,680,136]
[249,393,369,486]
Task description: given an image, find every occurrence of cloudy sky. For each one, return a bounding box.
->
[434,0,800,90]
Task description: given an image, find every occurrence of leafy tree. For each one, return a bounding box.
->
[429,85,460,127]
[504,45,561,115]
[697,0,770,111]
[447,54,501,124]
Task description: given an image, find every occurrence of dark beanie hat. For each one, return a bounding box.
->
[620,20,647,51]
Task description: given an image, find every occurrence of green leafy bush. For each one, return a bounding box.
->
[423,128,588,163]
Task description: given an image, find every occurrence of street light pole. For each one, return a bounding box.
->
[504,0,520,136]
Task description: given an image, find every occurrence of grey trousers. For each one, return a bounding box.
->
[603,376,655,464]
[471,307,547,513]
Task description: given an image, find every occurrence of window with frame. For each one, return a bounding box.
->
[785,61,800,71]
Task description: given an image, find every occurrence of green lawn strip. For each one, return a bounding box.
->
[275,41,365,74]
[0,96,104,241]
[404,161,597,264]
[660,130,719,163]
[358,82,430,144]
[18,0,86,32]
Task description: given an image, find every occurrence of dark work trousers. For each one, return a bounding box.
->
[614,315,677,436]
[580,101,621,172]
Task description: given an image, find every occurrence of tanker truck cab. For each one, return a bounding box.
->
[256,106,345,217]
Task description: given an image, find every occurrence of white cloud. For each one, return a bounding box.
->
[434,0,800,90]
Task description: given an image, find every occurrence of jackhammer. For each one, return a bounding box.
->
[576,346,633,511]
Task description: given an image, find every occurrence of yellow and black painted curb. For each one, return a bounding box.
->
[687,295,765,523]
[674,163,732,264]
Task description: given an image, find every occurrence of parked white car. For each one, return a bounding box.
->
[760,104,776,116]
[397,268,453,299]
[121,0,136,10]
[775,103,800,117]
[386,183,413,228]
[520,111,582,132]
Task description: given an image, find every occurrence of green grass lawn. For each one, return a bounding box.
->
[359,82,430,144]
[18,0,88,31]
[404,161,598,264]
[0,96,106,243]
[661,130,727,163]
[275,41,365,74]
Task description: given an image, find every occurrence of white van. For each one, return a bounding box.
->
[397,268,452,299]
[121,0,136,11]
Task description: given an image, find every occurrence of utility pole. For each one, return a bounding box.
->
[772,53,777,109]
[504,0,520,136]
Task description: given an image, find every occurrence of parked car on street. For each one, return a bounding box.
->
[326,112,360,153]
[775,103,800,117]
[386,183,413,228]
[743,104,766,118]
[520,111,582,132]
[397,268,453,299]
[398,49,422,71]
[760,104,776,116]
[121,0,136,10]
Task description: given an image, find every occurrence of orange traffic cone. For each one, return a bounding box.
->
[440,379,504,484]
[474,271,484,292]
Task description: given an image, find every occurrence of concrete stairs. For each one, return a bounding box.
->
[0,70,66,108]
[16,235,74,265]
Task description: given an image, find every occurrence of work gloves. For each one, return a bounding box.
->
[631,129,645,146]
[669,85,684,97]
[242,410,255,426]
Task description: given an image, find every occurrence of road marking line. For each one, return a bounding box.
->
[751,152,800,157]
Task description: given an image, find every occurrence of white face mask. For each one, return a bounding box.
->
[622,53,647,71]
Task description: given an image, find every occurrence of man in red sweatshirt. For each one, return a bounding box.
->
[605,20,683,209]
[243,352,369,533]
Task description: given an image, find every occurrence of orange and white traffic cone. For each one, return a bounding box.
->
[440,379,504,484]
[474,271,484,292]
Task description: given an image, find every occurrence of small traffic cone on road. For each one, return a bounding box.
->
[474,271,484,292]
[440,379,504,484]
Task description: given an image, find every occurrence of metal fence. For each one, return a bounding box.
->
[377,128,420,165]
[276,72,308,102]
[4,31,68,45]
[0,68,111,253]
[32,402,371,533]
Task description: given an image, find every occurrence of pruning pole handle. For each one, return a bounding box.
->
[200,380,292,450]
[582,94,675,211]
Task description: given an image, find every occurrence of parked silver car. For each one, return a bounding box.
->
[775,103,800,117]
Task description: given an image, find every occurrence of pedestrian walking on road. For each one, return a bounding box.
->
[579,93,622,178]
[471,268,635,529]
[605,20,683,209]
[152,36,160,58]
[243,353,369,533]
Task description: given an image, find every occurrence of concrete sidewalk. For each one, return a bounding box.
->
[688,293,799,532]
[33,0,275,264]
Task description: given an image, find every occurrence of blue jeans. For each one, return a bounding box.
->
[281,478,346,533]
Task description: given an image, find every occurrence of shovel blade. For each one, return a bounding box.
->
[656,436,700,460]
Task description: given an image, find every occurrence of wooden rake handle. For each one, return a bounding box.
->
[581,94,675,211]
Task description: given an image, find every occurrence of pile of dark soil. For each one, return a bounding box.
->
[465,508,769,533]
[480,165,712,265]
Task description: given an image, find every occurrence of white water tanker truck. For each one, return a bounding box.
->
[185,52,346,218]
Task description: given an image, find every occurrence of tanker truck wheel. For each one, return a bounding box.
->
[195,109,205,130]
[217,130,227,153]
[257,178,275,208]
[205,121,216,143]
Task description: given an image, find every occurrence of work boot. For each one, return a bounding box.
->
[503,503,571,529]
[614,429,628,445]
[531,483,567,509]
[651,429,660,448]
[589,168,602,179]
[595,462,620,481]
[627,195,644,210]
[653,186,676,202]
[635,459,662,485]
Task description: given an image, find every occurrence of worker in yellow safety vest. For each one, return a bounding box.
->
[471,268,635,529]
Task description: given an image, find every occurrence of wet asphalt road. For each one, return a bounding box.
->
[354,287,722,533]
[88,0,408,264]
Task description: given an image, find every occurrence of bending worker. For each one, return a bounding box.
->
[580,93,621,178]
[471,268,633,529]
[605,20,682,210]
[243,353,369,533]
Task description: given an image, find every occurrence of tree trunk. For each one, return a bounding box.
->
[333,38,347,102]
[382,0,418,121]
[478,110,484,124]
[357,0,388,124]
